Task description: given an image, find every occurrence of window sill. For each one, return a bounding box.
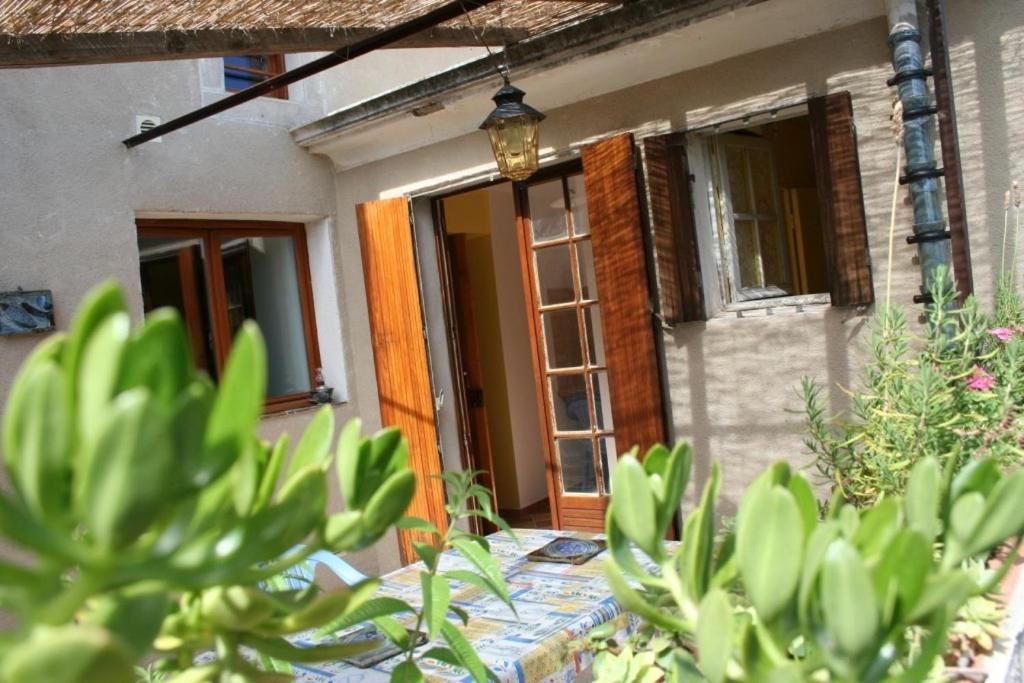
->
[263,397,346,418]
[714,293,832,319]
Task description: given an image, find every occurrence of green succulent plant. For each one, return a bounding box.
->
[0,282,424,682]
[592,442,1024,683]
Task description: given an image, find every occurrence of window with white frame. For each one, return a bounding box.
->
[698,111,830,308]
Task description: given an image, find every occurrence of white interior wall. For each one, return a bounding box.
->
[486,185,549,509]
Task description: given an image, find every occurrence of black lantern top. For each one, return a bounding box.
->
[479,80,546,130]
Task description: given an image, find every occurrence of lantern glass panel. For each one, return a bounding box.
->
[485,115,540,182]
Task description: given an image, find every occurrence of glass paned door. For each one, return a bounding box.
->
[519,169,617,526]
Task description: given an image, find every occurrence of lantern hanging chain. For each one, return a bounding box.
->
[459,0,511,83]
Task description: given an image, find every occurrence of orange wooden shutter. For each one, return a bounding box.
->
[582,134,668,457]
[808,92,874,307]
[356,198,447,563]
[643,134,705,323]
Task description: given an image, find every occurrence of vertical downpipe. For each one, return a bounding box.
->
[886,0,952,305]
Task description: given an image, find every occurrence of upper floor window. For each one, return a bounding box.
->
[701,113,830,305]
[136,220,319,412]
[642,92,873,323]
[223,54,288,99]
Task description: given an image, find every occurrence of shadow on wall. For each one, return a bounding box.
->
[663,305,864,516]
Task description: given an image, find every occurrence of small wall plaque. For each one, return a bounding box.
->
[0,290,55,336]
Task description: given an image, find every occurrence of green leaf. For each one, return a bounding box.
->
[950,458,1001,501]
[397,517,440,535]
[363,470,416,537]
[853,497,901,558]
[254,435,289,512]
[2,623,135,683]
[949,492,985,543]
[798,522,838,626]
[84,591,169,658]
[696,589,733,683]
[204,321,267,474]
[2,361,71,520]
[3,334,65,485]
[373,615,411,649]
[421,573,451,639]
[275,580,379,632]
[325,511,364,551]
[318,597,414,636]
[391,660,425,683]
[441,621,493,683]
[414,543,440,572]
[962,469,1024,558]
[906,570,978,624]
[610,455,659,558]
[451,538,509,606]
[678,462,718,602]
[336,418,364,507]
[242,634,379,664]
[75,312,131,447]
[603,561,690,633]
[904,458,940,539]
[79,390,177,549]
[736,485,803,622]
[62,283,126,418]
[787,473,819,540]
[821,539,878,656]
[288,406,335,478]
[118,308,192,405]
[421,647,462,667]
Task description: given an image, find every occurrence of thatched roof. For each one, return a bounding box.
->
[0,0,621,67]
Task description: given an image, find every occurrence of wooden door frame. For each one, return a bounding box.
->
[430,198,500,533]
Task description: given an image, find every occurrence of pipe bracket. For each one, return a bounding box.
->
[906,230,951,245]
[887,68,933,87]
[913,293,934,305]
[900,167,945,185]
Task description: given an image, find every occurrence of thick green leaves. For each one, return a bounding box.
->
[696,589,733,683]
[362,470,415,537]
[78,390,176,549]
[2,624,135,683]
[737,486,804,622]
[611,455,659,559]
[287,406,335,478]
[820,539,878,656]
[2,361,71,520]
[204,321,266,474]
[904,458,940,539]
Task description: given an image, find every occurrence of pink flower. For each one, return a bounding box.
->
[989,327,1015,342]
[967,366,997,391]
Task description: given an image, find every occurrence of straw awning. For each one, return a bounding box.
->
[0,0,620,67]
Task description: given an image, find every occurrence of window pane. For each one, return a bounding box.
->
[734,219,761,289]
[576,240,598,301]
[749,148,775,214]
[219,236,311,397]
[534,244,574,306]
[542,309,583,369]
[599,436,617,494]
[583,305,605,366]
[528,179,568,243]
[592,371,614,430]
[138,236,217,377]
[557,439,597,494]
[549,374,589,432]
[724,145,750,214]
[758,220,789,289]
[567,174,590,236]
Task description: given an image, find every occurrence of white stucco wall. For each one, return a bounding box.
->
[312,0,1024,513]
[0,54,402,574]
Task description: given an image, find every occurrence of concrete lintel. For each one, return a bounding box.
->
[291,0,764,148]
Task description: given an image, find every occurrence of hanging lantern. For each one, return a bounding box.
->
[479,79,545,182]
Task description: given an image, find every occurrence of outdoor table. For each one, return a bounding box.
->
[287,528,662,683]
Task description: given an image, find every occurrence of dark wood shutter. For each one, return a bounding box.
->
[643,134,705,323]
[582,134,668,456]
[808,91,874,307]
[356,198,447,563]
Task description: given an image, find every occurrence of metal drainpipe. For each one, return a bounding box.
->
[886,0,952,305]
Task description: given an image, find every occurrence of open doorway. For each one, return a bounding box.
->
[435,184,553,529]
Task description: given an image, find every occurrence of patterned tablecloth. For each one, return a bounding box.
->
[287,529,659,683]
